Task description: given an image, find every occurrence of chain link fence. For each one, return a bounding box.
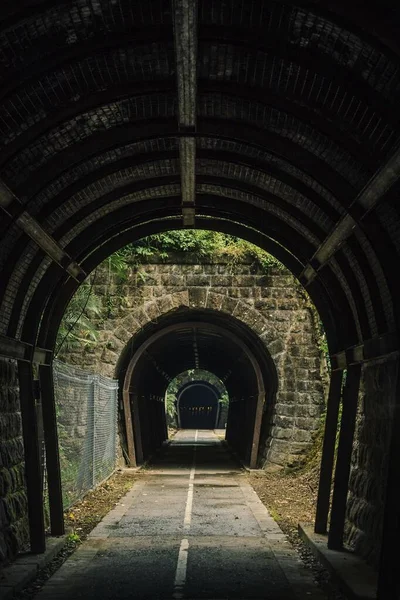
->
[52,360,119,509]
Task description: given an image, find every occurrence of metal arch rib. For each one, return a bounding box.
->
[299,142,400,285]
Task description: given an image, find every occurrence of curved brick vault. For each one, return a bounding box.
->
[0,1,400,596]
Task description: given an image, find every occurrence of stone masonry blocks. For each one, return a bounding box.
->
[0,358,29,565]
[58,255,327,471]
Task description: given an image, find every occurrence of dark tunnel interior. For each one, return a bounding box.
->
[177,381,220,429]
[116,307,278,468]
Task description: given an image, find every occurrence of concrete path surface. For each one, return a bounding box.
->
[36,430,326,599]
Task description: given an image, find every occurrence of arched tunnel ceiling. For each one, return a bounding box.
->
[141,324,247,382]
[117,308,277,397]
[0,0,400,361]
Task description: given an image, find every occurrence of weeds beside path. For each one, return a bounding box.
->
[248,466,348,600]
[63,469,138,539]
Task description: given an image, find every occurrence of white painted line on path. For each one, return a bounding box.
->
[183,429,197,529]
[172,538,189,599]
[173,430,198,598]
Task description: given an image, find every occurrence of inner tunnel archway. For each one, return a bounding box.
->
[116,308,278,469]
[177,381,220,429]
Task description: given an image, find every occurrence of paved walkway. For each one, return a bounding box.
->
[36,430,325,599]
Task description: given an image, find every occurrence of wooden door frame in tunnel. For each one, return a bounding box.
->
[176,381,221,429]
[122,321,266,468]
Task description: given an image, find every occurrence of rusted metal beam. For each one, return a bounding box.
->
[173,0,197,226]
[300,143,400,286]
[0,181,86,281]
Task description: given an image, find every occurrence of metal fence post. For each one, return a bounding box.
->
[91,376,97,489]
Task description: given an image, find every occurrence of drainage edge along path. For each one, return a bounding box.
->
[35,430,327,599]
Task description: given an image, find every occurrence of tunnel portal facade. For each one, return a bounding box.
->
[61,254,326,469]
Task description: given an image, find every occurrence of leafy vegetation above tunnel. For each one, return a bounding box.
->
[129,230,285,269]
[56,231,284,354]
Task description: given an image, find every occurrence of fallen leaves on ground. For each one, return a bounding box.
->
[248,466,347,599]
[15,469,139,600]
[64,469,138,539]
[248,466,319,540]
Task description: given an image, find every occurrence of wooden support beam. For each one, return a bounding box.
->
[300,143,400,285]
[122,385,137,467]
[328,364,361,550]
[0,334,52,364]
[39,364,65,536]
[249,392,265,469]
[132,393,144,464]
[377,362,400,599]
[315,370,343,534]
[173,0,197,226]
[330,331,398,371]
[18,360,46,553]
[0,180,86,281]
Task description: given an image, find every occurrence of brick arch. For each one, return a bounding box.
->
[61,256,324,470]
[111,290,284,365]
[110,291,323,468]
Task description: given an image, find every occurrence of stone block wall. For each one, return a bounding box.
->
[0,358,29,565]
[59,253,328,468]
[345,357,398,566]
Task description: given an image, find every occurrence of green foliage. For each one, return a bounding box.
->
[126,230,284,271]
[106,250,130,281]
[165,393,177,419]
[56,281,102,355]
[67,532,81,544]
[219,392,229,407]
[56,230,284,355]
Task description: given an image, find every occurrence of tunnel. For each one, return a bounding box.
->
[116,308,277,469]
[1,0,400,595]
[177,381,220,429]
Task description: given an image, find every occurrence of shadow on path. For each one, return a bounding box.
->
[35,430,325,599]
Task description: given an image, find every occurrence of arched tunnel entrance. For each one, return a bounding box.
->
[116,308,278,469]
[177,381,220,429]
